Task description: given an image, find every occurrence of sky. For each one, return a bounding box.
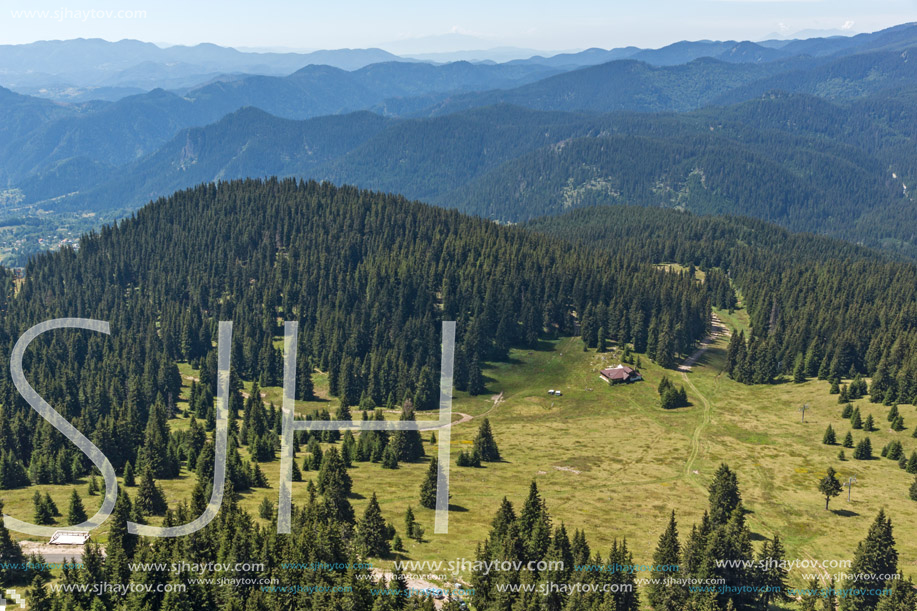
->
[2,0,915,52]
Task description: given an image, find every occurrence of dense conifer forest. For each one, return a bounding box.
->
[530,206,917,397]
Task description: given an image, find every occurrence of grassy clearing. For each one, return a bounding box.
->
[5,303,917,594]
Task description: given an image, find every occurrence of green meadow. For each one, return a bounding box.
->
[5,304,917,593]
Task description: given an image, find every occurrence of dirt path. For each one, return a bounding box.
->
[680,314,730,477]
[678,312,729,372]
[682,371,712,479]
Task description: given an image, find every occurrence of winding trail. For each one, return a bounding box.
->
[682,371,713,479]
[680,314,730,479]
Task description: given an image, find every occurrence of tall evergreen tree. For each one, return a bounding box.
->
[840,510,899,611]
[647,511,686,611]
[819,466,843,510]
[419,459,439,510]
[357,493,390,558]
[473,418,501,462]
[708,463,741,525]
[67,489,87,525]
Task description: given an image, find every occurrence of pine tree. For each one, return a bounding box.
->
[135,465,167,515]
[67,489,87,524]
[875,577,917,611]
[819,467,843,510]
[0,499,27,586]
[43,492,59,516]
[382,445,399,469]
[258,496,274,520]
[854,437,873,460]
[473,418,501,462]
[864,414,875,432]
[105,490,135,584]
[647,511,685,611]
[297,351,315,400]
[419,458,439,510]
[843,431,855,448]
[823,425,836,445]
[757,535,791,609]
[87,474,99,495]
[841,510,898,611]
[841,403,854,418]
[391,407,425,462]
[317,447,352,496]
[122,461,135,487]
[792,351,806,383]
[33,490,53,525]
[910,477,917,502]
[887,405,899,422]
[708,463,741,525]
[357,493,390,558]
[405,506,417,540]
[851,408,863,429]
[468,354,486,396]
[25,572,52,611]
[907,452,917,475]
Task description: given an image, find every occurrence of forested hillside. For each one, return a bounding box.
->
[529,206,917,398]
[21,89,917,259]
[0,179,711,491]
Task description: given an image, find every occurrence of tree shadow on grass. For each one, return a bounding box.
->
[832,509,859,517]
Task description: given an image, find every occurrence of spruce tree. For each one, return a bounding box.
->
[33,490,53,525]
[854,437,873,460]
[757,535,791,610]
[793,354,806,383]
[67,489,87,525]
[357,493,390,558]
[647,511,685,611]
[823,425,836,445]
[317,447,352,496]
[708,463,741,525]
[25,572,52,611]
[467,354,486,396]
[258,496,274,520]
[841,510,898,611]
[907,452,917,474]
[105,490,135,585]
[404,506,416,540]
[851,408,863,429]
[391,407,425,462]
[135,465,167,515]
[0,499,27,585]
[887,405,899,422]
[818,467,843,510]
[843,431,855,448]
[381,445,399,469]
[419,458,439,509]
[43,492,59,517]
[122,461,135,487]
[473,418,501,462]
[910,476,917,502]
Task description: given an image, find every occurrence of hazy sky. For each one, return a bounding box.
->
[2,0,915,51]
